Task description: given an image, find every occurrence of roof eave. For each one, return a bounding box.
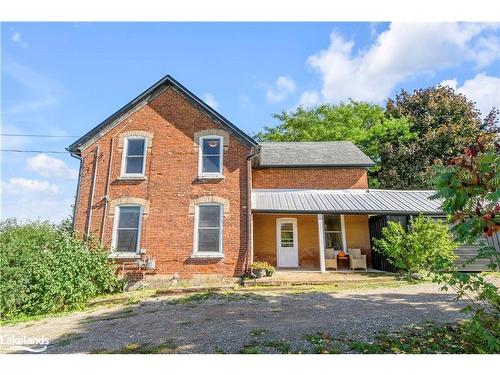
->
[251,209,444,215]
[257,163,376,168]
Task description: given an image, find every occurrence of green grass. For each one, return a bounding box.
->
[250,328,269,337]
[91,339,178,354]
[240,342,263,354]
[264,340,291,353]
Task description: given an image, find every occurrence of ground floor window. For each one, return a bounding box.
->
[194,203,223,255]
[323,214,344,251]
[112,205,142,253]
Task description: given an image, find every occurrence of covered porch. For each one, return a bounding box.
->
[251,189,443,273]
[253,212,372,272]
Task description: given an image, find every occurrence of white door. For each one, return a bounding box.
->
[276,218,298,268]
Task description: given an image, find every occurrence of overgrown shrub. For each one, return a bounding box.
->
[0,219,122,320]
[373,215,456,277]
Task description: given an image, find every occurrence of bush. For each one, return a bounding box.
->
[0,219,122,320]
[373,215,456,277]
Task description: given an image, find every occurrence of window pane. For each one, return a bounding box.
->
[116,229,138,252]
[198,228,220,252]
[202,155,220,173]
[126,156,144,174]
[324,215,341,231]
[198,205,221,228]
[118,206,141,229]
[281,223,293,231]
[280,231,294,247]
[127,139,145,156]
[202,138,220,155]
[325,232,343,250]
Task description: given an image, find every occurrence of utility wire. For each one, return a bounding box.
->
[0,133,79,138]
[1,149,70,154]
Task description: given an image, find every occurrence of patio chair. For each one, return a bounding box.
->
[324,249,338,270]
[349,248,367,271]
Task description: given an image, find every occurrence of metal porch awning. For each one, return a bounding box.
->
[251,189,444,215]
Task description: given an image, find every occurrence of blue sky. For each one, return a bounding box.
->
[1,22,499,222]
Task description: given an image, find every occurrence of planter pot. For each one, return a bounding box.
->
[145,259,156,270]
[253,269,266,279]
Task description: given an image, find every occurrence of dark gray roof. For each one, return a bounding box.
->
[68,75,258,153]
[257,141,375,168]
[252,189,443,215]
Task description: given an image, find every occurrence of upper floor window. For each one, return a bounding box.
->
[121,137,147,177]
[112,204,143,255]
[198,135,223,178]
[193,203,223,256]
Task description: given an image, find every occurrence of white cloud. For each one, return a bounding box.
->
[2,60,68,114]
[266,76,296,102]
[439,73,500,117]
[297,90,320,108]
[26,154,78,180]
[307,23,500,104]
[11,31,28,48]
[2,178,59,194]
[1,178,74,222]
[202,93,219,110]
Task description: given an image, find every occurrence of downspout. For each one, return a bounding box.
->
[245,145,261,275]
[86,145,100,237]
[69,151,83,232]
[100,138,114,242]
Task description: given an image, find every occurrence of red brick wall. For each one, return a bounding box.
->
[252,167,369,189]
[74,87,250,278]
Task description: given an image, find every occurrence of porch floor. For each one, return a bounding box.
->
[243,269,398,287]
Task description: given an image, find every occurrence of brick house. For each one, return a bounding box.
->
[68,75,444,280]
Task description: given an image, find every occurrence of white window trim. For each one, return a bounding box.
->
[198,135,224,179]
[110,204,143,258]
[192,203,224,258]
[120,136,147,178]
[323,214,347,252]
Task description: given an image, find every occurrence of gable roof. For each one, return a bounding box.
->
[67,75,258,153]
[257,141,375,168]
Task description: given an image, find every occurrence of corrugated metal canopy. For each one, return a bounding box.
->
[252,189,443,215]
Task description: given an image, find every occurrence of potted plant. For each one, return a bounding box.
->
[251,261,268,278]
[265,263,275,277]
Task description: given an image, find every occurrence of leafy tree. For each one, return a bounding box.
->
[380,86,489,189]
[255,100,415,187]
[373,215,456,278]
[431,135,499,352]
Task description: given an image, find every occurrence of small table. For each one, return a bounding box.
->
[337,256,350,270]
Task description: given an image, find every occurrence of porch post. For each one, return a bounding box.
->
[317,214,326,273]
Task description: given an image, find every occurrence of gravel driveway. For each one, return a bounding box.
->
[2,283,467,354]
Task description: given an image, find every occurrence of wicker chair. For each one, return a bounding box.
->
[349,248,367,271]
[325,249,339,270]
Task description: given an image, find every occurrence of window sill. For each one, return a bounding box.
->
[108,253,141,259]
[116,176,146,181]
[190,253,224,259]
[196,175,224,180]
